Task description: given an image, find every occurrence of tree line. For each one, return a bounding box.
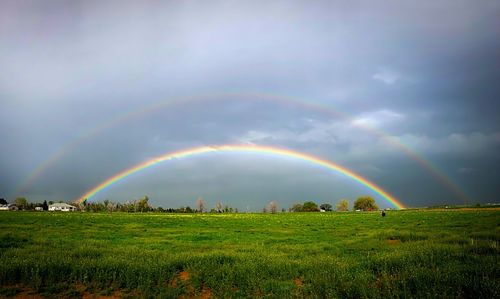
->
[0,197,49,211]
[1,195,380,213]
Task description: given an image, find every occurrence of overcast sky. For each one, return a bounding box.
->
[1,0,499,210]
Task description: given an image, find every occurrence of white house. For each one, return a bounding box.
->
[0,204,18,211]
[49,203,76,212]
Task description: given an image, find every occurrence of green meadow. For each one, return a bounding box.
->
[0,210,498,298]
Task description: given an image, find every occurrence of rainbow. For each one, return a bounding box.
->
[76,144,406,209]
[18,92,468,203]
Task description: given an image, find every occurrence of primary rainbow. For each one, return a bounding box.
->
[77,144,406,209]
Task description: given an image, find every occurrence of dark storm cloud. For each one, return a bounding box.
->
[1,0,499,208]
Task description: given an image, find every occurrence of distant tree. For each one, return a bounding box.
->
[290,203,303,212]
[262,207,267,213]
[353,196,379,211]
[336,199,349,212]
[223,205,233,213]
[281,208,286,212]
[124,203,132,213]
[303,201,319,212]
[104,199,116,212]
[215,201,222,213]
[268,201,278,214]
[86,202,102,212]
[0,198,7,205]
[103,199,110,212]
[137,196,150,212]
[320,203,332,211]
[196,197,205,213]
[15,197,28,210]
[42,200,48,211]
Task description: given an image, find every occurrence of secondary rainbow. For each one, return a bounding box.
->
[77,144,406,209]
[20,93,467,203]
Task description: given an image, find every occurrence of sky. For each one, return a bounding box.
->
[1,0,499,210]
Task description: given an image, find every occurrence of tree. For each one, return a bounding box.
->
[196,197,205,213]
[103,199,111,212]
[320,203,332,212]
[215,201,222,213]
[223,205,233,213]
[290,203,303,212]
[15,197,27,210]
[303,201,319,212]
[336,199,349,212]
[353,196,379,211]
[103,199,116,212]
[137,196,150,212]
[0,198,7,205]
[268,201,278,214]
[42,200,48,211]
[27,202,37,210]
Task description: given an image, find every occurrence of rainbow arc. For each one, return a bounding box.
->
[77,144,406,209]
[17,92,467,204]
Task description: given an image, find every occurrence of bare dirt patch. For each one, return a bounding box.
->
[0,285,44,299]
[387,237,400,245]
[13,290,44,299]
[199,285,212,299]
[179,271,190,282]
[176,271,213,299]
[294,277,303,287]
[82,290,122,299]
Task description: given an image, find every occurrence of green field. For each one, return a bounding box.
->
[0,210,499,298]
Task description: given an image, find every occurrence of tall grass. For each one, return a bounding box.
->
[0,210,498,298]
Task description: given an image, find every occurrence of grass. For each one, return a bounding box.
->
[0,209,498,298]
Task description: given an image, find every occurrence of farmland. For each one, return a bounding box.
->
[0,210,498,298]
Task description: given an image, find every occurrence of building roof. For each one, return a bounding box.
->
[49,203,76,208]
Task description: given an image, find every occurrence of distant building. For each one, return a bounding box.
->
[0,204,18,211]
[49,203,76,212]
[35,207,43,211]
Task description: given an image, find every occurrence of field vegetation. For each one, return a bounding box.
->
[0,209,498,298]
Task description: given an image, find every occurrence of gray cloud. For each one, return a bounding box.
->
[1,0,499,208]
